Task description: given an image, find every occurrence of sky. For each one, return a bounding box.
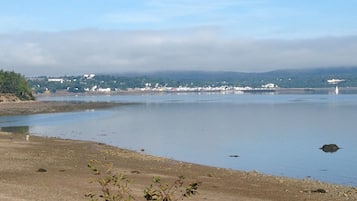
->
[1,0,357,76]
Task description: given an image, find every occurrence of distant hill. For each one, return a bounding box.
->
[28,67,357,94]
[117,67,357,88]
[267,67,357,77]
[114,66,357,78]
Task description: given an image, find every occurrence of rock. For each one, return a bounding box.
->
[311,188,327,193]
[37,168,47,172]
[320,144,340,153]
[131,170,140,174]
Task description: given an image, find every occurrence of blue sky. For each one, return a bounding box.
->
[1,0,357,75]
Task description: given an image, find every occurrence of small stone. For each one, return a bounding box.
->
[37,168,47,172]
[131,170,140,174]
[312,188,327,193]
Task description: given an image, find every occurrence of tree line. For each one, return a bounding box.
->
[0,70,34,100]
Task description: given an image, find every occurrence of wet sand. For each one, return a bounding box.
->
[0,101,356,200]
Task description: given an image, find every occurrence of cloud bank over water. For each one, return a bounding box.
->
[1,29,357,76]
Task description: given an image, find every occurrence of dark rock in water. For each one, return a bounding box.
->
[320,144,340,153]
[229,155,239,158]
[37,168,47,172]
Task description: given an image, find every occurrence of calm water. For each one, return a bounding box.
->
[1,93,356,186]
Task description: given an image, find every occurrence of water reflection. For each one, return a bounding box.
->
[1,126,30,134]
[320,144,341,153]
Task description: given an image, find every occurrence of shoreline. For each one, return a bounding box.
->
[1,131,356,201]
[34,86,357,96]
[0,100,127,116]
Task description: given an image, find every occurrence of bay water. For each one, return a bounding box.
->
[1,93,356,186]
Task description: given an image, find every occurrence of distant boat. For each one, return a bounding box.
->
[335,86,339,95]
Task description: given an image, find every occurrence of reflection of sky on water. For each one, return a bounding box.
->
[1,94,357,186]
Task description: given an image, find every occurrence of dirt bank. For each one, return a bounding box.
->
[0,93,21,103]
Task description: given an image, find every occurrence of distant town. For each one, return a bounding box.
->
[27,68,357,95]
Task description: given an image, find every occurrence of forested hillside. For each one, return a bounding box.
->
[0,70,34,101]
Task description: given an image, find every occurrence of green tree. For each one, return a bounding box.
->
[0,70,35,100]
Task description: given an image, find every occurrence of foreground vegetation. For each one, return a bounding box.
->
[0,70,34,100]
[86,160,200,201]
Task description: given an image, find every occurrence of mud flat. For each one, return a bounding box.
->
[0,132,356,201]
[0,101,124,116]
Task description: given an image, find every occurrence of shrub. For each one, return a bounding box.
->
[86,160,200,201]
[144,176,200,201]
[85,160,134,201]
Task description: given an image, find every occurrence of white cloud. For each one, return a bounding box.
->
[1,29,357,76]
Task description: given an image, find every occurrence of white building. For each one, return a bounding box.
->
[327,79,345,84]
[262,83,278,88]
[84,74,96,79]
[48,78,64,83]
[97,88,111,92]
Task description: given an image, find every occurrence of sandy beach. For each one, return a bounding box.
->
[0,101,356,201]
